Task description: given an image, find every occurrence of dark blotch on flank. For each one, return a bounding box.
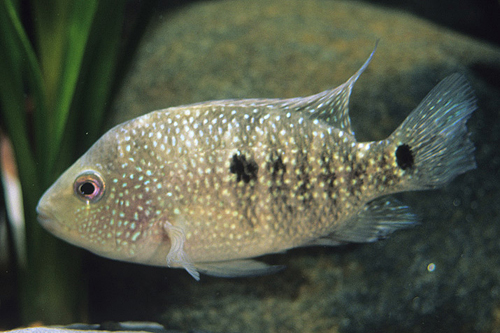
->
[349,164,366,197]
[230,153,258,183]
[267,151,287,182]
[295,150,311,205]
[319,152,337,196]
[267,150,293,216]
[396,144,414,170]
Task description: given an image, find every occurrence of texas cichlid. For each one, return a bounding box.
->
[37,46,476,280]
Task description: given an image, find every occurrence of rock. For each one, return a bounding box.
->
[6,321,176,333]
[104,0,500,332]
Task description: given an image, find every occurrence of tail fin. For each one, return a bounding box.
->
[389,73,477,188]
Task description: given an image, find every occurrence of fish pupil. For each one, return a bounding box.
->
[395,144,414,170]
[80,182,96,195]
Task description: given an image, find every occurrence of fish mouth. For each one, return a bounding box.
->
[36,205,57,231]
[36,206,75,240]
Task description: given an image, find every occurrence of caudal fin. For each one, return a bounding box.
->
[389,73,477,189]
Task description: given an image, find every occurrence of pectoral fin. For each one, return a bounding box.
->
[194,259,285,278]
[163,221,200,280]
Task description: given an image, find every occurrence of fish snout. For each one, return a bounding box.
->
[36,203,56,231]
[36,189,62,232]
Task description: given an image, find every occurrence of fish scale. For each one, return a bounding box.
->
[37,45,476,280]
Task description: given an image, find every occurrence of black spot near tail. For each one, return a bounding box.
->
[230,153,258,183]
[396,144,414,170]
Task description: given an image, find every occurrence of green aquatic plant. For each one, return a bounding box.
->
[0,0,157,324]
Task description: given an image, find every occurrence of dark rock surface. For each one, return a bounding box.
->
[97,0,500,332]
[366,0,500,47]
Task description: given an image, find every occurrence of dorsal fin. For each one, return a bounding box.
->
[273,42,377,135]
[175,43,377,137]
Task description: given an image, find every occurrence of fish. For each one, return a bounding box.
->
[36,46,477,280]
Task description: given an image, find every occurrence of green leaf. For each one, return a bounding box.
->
[0,0,41,193]
[69,0,126,152]
[33,0,99,175]
[1,0,158,324]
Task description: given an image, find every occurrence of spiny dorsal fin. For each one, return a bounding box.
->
[174,43,377,137]
[272,42,378,135]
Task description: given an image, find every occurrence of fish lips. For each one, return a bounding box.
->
[36,201,89,251]
[36,192,68,234]
[36,204,59,233]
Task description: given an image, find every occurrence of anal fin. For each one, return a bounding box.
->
[194,259,285,278]
[324,197,419,244]
[300,238,343,247]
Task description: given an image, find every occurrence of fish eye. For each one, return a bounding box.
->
[74,171,105,203]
